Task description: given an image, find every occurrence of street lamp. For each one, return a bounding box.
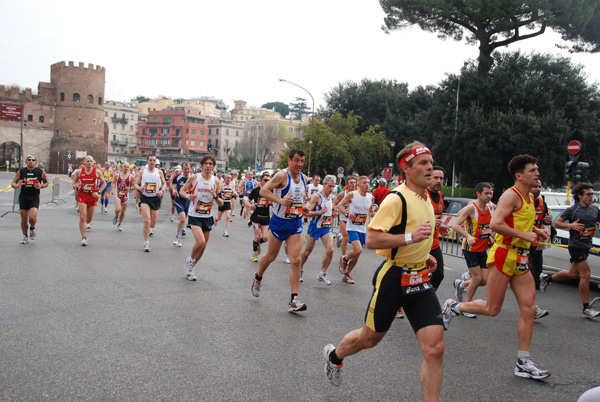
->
[279,79,314,175]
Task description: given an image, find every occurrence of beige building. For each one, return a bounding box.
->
[104,101,138,164]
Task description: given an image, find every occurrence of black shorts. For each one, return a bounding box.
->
[251,213,270,226]
[463,249,488,268]
[364,261,443,333]
[429,246,445,289]
[140,194,162,211]
[568,246,590,263]
[188,215,213,232]
[218,202,232,212]
[19,194,40,210]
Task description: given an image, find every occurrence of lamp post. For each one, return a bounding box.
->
[451,72,462,197]
[279,79,314,175]
[390,140,395,173]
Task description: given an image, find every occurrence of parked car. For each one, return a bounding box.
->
[548,205,600,257]
[441,197,474,241]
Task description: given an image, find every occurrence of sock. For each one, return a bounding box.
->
[453,303,461,314]
[259,238,266,244]
[547,275,553,283]
[253,241,259,252]
[459,281,465,289]
[291,293,298,302]
[517,351,530,362]
[255,273,262,282]
[583,303,590,310]
[329,349,343,365]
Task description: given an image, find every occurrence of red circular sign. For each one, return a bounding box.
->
[567,140,581,155]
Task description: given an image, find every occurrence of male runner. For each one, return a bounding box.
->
[337,176,375,284]
[443,154,551,380]
[451,182,494,315]
[305,174,323,223]
[100,161,113,213]
[134,154,166,252]
[251,149,310,312]
[167,166,180,222]
[425,166,449,290]
[215,173,238,237]
[372,178,390,211]
[71,155,106,246]
[333,177,356,255]
[323,141,444,402]
[300,174,337,285]
[540,182,600,319]
[249,172,271,261]
[112,163,134,231]
[529,181,551,319]
[179,156,223,281]
[171,163,192,247]
[241,171,256,224]
[11,154,49,243]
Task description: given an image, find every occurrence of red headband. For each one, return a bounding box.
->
[400,146,432,167]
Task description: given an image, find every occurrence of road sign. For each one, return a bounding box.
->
[257,165,262,171]
[383,167,392,182]
[568,140,581,155]
[65,151,72,160]
[337,167,344,175]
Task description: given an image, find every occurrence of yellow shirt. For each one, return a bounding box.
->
[368,183,435,268]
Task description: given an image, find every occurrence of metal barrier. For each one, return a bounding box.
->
[440,235,464,258]
[1,186,20,217]
[46,176,66,205]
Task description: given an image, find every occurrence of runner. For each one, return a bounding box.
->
[249,172,271,261]
[337,176,375,284]
[333,176,357,256]
[443,154,551,380]
[305,174,323,223]
[134,155,167,252]
[179,155,223,281]
[529,181,551,319]
[323,141,444,401]
[71,155,106,246]
[215,173,238,237]
[167,167,179,222]
[111,163,134,231]
[100,161,114,214]
[540,182,600,319]
[242,171,257,225]
[11,154,49,244]
[251,149,310,313]
[425,166,449,291]
[171,163,192,247]
[299,174,337,285]
[230,172,239,217]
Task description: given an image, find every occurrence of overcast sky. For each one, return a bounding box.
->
[2,0,599,111]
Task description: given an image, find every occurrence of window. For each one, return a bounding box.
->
[149,128,157,136]
[87,95,93,103]
[153,118,158,122]
[182,117,186,122]
[161,139,169,146]
[121,125,125,130]
[175,129,180,136]
[131,114,134,119]
[122,113,125,118]
[60,92,65,101]
[192,129,196,135]
[98,97,102,105]
[39,116,44,123]
[105,111,108,117]
[209,129,212,135]
[226,129,229,136]
[215,139,219,148]
[140,139,145,146]
[191,140,196,146]
[186,129,189,134]
[73,93,80,102]
[236,130,239,137]
[185,140,189,145]
[200,141,204,147]
[114,112,117,117]
[201,130,205,136]
[113,124,117,129]
[142,128,145,135]
[216,129,219,135]
[163,117,171,123]
[149,139,157,146]
[130,125,133,131]
[161,128,169,135]
[113,135,117,141]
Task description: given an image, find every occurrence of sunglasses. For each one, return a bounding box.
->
[27,158,36,161]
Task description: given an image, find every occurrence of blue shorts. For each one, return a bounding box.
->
[307,221,332,240]
[174,197,190,215]
[462,249,488,268]
[348,230,366,246]
[269,215,303,241]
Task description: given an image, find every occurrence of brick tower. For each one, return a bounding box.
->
[48,61,107,172]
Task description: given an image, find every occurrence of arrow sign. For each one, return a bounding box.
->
[568,140,581,155]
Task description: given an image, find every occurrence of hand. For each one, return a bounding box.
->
[467,234,476,246]
[321,205,328,215]
[521,231,538,244]
[17,180,24,188]
[302,205,311,216]
[412,221,432,243]
[426,254,437,273]
[157,190,163,198]
[251,205,256,211]
[91,192,99,199]
[571,219,584,231]
[283,195,294,206]
[434,215,443,230]
[543,214,552,224]
[34,182,42,189]
[368,210,375,218]
[439,225,449,237]
[348,212,357,221]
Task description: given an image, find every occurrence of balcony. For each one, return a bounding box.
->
[146,120,172,125]
[111,139,129,146]
[111,117,129,124]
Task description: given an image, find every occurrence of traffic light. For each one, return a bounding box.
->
[573,161,589,181]
[207,143,212,151]
[565,161,576,180]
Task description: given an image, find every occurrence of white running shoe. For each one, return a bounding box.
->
[453,279,465,302]
[81,237,88,246]
[461,271,471,281]
[582,307,600,319]
[117,224,122,232]
[462,312,477,319]
[177,238,182,247]
[342,274,355,284]
[283,255,290,264]
[251,274,261,297]
[534,306,549,319]
[173,235,179,246]
[86,222,91,230]
[318,272,332,285]
[442,299,459,330]
[143,241,150,252]
[29,229,36,240]
[539,273,550,292]
[185,257,196,281]
[323,344,342,386]
[171,215,176,222]
[300,269,304,282]
[112,216,117,225]
[149,229,154,237]
[288,296,307,313]
[514,359,550,380]
[21,235,29,244]
[223,231,229,237]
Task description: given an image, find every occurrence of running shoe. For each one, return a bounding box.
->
[453,279,465,302]
[336,233,342,248]
[117,224,122,232]
[288,296,307,313]
[395,308,405,319]
[81,237,88,246]
[182,229,186,236]
[283,255,290,264]
[21,235,29,244]
[223,231,229,237]
[251,253,258,262]
[257,244,261,256]
[86,222,91,229]
[171,215,176,222]
[213,220,217,227]
[251,274,261,297]
[442,299,459,330]
[539,273,550,292]
[149,229,154,237]
[342,274,355,284]
[461,271,471,281]
[143,241,150,252]
[247,220,252,227]
[323,344,342,386]
[177,238,182,247]
[29,228,36,240]
[112,216,117,225]
[339,256,348,274]
[300,269,304,282]
[462,312,477,319]
[514,359,550,380]
[318,272,332,285]
[534,306,549,319]
[582,308,600,319]
[185,257,195,278]
[172,235,179,246]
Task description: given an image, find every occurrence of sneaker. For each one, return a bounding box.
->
[185,257,196,281]
[247,220,252,227]
[534,305,549,319]
[342,273,355,284]
[300,269,304,282]
[453,279,465,302]
[20,235,29,244]
[177,238,182,247]
[251,274,261,297]
[171,215,176,222]
[442,299,459,330]
[112,216,117,225]
[582,308,600,319]
[213,220,217,227]
[251,252,258,262]
[257,243,261,256]
[461,271,472,281]
[149,229,154,237]
[143,241,150,252]
[283,255,290,264]
[288,296,307,313]
[339,256,348,274]
[323,344,342,386]
[539,273,550,292]
[514,359,550,380]
[117,224,122,232]
[29,228,36,240]
[181,229,186,236]
[81,237,88,246]
[318,272,332,285]
[86,222,91,229]
[395,308,405,319]
[173,235,180,246]
[223,231,229,237]
[336,233,342,248]
[462,312,477,319]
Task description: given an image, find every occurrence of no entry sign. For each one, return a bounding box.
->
[568,140,581,155]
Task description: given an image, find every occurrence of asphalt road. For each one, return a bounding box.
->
[1,171,599,401]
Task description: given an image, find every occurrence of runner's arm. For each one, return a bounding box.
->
[10,170,22,188]
[304,193,323,217]
[451,205,475,242]
[259,170,290,205]
[490,190,537,244]
[40,171,49,189]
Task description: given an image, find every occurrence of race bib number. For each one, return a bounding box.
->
[195,202,213,215]
[400,268,431,295]
[222,192,232,200]
[118,190,128,197]
[24,178,38,187]
[245,189,252,196]
[580,227,596,240]
[321,216,332,228]
[285,203,303,218]
[352,214,367,225]
[82,183,95,193]
[257,198,270,206]
[145,182,157,193]
[516,248,530,271]
[479,224,492,239]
